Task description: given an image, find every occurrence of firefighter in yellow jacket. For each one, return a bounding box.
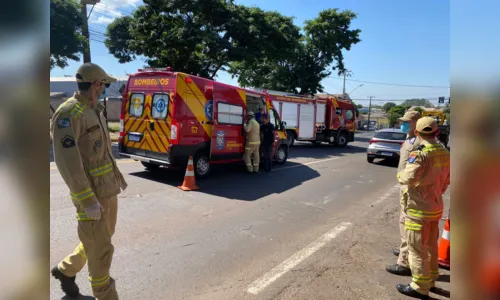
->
[50,63,127,300]
[243,111,261,173]
[396,117,450,299]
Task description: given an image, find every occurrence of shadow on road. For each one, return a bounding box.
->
[61,295,95,300]
[370,158,398,168]
[289,143,367,160]
[129,161,320,201]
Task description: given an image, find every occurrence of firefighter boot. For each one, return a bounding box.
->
[386,264,412,276]
[51,266,80,298]
[396,284,430,299]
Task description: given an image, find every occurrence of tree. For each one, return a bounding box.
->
[412,107,424,114]
[229,8,361,94]
[357,104,363,109]
[105,0,300,79]
[388,105,406,127]
[382,102,396,113]
[50,0,86,69]
[402,98,434,108]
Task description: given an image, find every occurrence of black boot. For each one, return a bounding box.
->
[396,284,429,299]
[393,249,400,256]
[386,264,412,276]
[51,266,80,298]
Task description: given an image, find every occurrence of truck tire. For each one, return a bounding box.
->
[286,131,295,147]
[193,152,211,179]
[367,156,374,163]
[275,145,288,165]
[335,132,349,148]
[141,161,160,171]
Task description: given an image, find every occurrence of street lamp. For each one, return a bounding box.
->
[348,84,364,95]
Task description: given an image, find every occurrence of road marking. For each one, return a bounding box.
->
[275,157,340,172]
[246,222,352,295]
[50,159,138,171]
[370,184,400,206]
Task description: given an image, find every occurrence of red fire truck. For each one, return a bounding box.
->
[117,68,289,178]
[259,89,357,147]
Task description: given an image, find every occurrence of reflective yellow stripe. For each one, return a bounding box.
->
[70,103,86,118]
[245,148,251,150]
[89,275,110,287]
[412,275,432,283]
[248,141,260,145]
[405,221,423,231]
[408,209,443,219]
[76,212,94,221]
[89,163,113,177]
[70,188,95,201]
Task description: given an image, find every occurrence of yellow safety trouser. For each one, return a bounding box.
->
[58,195,118,300]
[397,187,409,267]
[244,143,260,172]
[405,217,440,296]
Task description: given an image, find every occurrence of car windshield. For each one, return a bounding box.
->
[374,131,406,141]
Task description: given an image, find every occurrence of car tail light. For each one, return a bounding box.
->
[369,138,375,144]
[170,120,179,145]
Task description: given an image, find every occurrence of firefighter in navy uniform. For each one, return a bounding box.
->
[395,117,450,299]
[260,114,275,172]
[386,110,421,276]
[50,63,127,300]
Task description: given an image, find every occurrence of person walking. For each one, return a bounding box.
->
[50,63,127,300]
[386,110,421,276]
[395,117,450,299]
[260,114,275,172]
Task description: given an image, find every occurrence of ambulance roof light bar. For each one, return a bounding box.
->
[138,66,172,72]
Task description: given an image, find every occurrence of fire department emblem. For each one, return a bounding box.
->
[204,100,213,121]
[216,130,225,150]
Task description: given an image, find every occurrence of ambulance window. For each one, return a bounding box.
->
[346,109,354,120]
[336,108,342,116]
[217,102,243,125]
[152,93,169,119]
[129,93,145,117]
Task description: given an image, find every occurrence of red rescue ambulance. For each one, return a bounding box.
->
[118,68,289,178]
[262,90,357,147]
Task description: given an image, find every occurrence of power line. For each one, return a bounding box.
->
[328,76,450,89]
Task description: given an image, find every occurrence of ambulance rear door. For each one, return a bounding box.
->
[210,84,246,161]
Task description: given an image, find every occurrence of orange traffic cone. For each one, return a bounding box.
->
[177,156,199,191]
[438,217,450,269]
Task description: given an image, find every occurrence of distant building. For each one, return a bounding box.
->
[50,76,128,99]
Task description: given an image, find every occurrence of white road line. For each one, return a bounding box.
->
[275,157,340,172]
[246,222,352,295]
[370,184,400,206]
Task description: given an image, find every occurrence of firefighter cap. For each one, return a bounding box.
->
[398,110,421,122]
[416,116,438,133]
[247,111,255,117]
[76,63,117,84]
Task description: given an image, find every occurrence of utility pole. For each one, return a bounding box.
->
[367,96,374,129]
[342,70,351,95]
[343,72,346,94]
[80,0,99,63]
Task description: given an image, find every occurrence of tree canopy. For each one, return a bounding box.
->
[382,102,396,113]
[402,98,434,108]
[50,0,86,69]
[105,1,361,93]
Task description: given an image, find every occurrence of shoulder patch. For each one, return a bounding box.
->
[409,137,416,144]
[408,153,417,163]
[62,135,76,148]
[57,118,71,128]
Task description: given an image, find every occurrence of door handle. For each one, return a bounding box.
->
[150,121,155,131]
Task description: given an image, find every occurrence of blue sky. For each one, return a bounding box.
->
[50,0,450,106]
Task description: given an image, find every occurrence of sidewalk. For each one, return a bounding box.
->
[272,191,451,300]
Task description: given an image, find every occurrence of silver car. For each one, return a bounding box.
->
[367,128,407,163]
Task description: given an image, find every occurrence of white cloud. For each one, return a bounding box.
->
[89,0,142,25]
[94,16,116,25]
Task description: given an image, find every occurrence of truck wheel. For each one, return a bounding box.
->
[141,161,160,171]
[194,153,211,179]
[286,131,295,147]
[275,145,288,165]
[367,156,374,163]
[336,132,349,147]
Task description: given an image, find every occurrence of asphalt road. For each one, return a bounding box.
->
[50,132,450,300]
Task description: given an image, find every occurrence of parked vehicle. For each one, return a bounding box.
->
[367,129,407,163]
[256,89,357,147]
[118,67,289,178]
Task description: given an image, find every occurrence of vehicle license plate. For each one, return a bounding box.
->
[381,152,393,156]
[128,134,141,142]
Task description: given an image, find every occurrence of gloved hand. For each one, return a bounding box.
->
[84,202,105,221]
